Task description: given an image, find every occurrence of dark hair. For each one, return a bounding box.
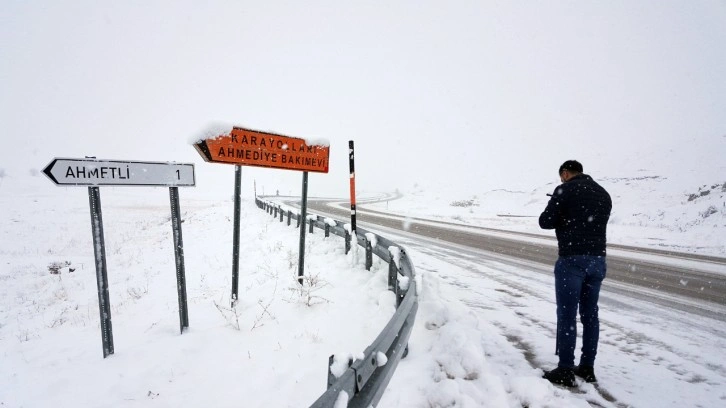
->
[559,160,583,174]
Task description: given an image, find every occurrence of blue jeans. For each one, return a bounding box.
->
[554,255,606,368]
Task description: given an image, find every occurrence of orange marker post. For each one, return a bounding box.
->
[349,140,356,234]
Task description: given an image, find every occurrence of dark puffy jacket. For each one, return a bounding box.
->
[539,174,612,256]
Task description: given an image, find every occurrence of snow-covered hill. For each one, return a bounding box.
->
[366,172,726,256]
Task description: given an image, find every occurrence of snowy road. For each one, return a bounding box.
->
[302,198,726,322]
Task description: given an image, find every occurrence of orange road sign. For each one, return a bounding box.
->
[194,127,330,173]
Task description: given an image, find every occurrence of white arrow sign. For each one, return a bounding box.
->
[43,158,195,187]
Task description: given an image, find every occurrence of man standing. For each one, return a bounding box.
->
[539,160,612,386]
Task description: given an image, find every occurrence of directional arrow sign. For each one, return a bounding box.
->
[43,158,195,187]
[194,127,330,173]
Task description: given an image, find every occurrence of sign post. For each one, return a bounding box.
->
[43,158,195,357]
[298,172,309,283]
[88,186,114,357]
[231,165,242,306]
[169,186,189,333]
[194,126,330,289]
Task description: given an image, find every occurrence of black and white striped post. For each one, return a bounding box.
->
[349,140,357,234]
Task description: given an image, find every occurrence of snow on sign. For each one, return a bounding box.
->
[194,127,330,173]
[43,158,195,187]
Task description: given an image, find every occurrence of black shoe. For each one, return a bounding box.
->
[542,367,576,387]
[575,365,597,383]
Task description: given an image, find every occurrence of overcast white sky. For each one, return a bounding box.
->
[2,1,725,197]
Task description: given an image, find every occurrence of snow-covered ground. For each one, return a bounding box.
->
[2,173,725,407]
[1,174,397,407]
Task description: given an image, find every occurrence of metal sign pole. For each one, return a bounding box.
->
[349,140,357,234]
[169,187,189,333]
[232,165,242,306]
[88,186,114,358]
[297,171,309,283]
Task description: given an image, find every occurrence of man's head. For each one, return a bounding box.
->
[559,160,583,183]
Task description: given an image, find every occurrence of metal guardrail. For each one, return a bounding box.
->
[255,198,418,408]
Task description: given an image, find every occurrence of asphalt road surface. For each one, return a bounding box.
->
[280,197,726,322]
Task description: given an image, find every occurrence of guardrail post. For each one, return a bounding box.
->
[396,251,408,307]
[274,206,278,218]
[326,354,353,389]
[296,214,300,228]
[345,230,351,254]
[388,251,399,291]
[324,223,330,238]
[365,238,373,271]
[279,207,283,222]
[287,210,291,226]
[308,217,314,234]
[326,355,336,388]
[396,281,406,307]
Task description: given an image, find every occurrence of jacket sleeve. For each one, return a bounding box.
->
[539,187,563,230]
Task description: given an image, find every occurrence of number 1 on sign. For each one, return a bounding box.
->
[176,170,180,180]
